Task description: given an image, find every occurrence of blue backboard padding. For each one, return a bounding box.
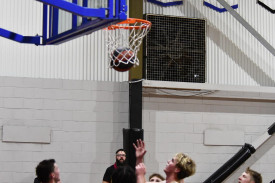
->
[0,28,40,45]
[147,0,183,7]
[204,1,238,12]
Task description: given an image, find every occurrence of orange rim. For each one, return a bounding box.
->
[107,18,152,30]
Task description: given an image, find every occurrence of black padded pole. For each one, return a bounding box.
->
[204,122,275,183]
[268,122,275,135]
[203,143,256,183]
[123,128,144,170]
[129,80,142,129]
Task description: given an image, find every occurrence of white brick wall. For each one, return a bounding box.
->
[0,76,129,183]
[1,76,275,183]
[143,91,275,183]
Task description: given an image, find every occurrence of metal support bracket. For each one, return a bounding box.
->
[38,0,127,45]
[0,0,127,45]
[0,28,41,45]
[203,0,238,13]
[147,0,183,7]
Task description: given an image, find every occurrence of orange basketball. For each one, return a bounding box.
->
[110,47,135,72]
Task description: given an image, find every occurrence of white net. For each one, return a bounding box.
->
[105,18,151,70]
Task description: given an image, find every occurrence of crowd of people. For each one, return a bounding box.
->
[101,139,266,183]
[33,139,273,183]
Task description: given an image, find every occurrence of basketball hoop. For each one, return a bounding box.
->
[105,18,151,72]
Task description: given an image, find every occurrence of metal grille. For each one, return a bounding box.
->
[144,14,206,83]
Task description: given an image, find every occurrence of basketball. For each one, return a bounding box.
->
[110,47,135,72]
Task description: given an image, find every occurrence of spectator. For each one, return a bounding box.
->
[112,165,136,183]
[102,149,127,183]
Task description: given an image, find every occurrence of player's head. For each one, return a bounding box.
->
[36,159,60,183]
[149,173,165,182]
[164,153,196,180]
[238,167,262,183]
[174,153,196,179]
[116,149,127,166]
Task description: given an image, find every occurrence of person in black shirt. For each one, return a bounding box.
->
[112,165,136,183]
[102,149,127,183]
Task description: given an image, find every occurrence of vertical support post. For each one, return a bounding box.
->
[129,80,143,129]
[72,0,78,28]
[42,4,48,43]
[108,0,114,18]
[52,7,59,36]
[82,0,88,24]
[123,128,144,170]
[126,80,143,170]
[129,0,144,80]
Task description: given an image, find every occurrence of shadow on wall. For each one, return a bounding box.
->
[179,0,275,86]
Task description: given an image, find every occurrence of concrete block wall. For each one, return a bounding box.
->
[143,93,275,183]
[1,76,274,183]
[0,76,129,183]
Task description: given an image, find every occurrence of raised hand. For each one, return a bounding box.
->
[133,139,147,164]
[136,163,146,183]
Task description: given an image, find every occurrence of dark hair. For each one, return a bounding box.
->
[36,159,56,183]
[116,149,126,155]
[111,165,136,183]
[34,177,40,183]
[246,167,262,183]
[149,173,165,181]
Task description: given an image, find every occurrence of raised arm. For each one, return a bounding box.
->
[133,139,147,165]
[136,163,146,183]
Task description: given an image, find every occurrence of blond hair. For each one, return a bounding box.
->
[175,153,196,180]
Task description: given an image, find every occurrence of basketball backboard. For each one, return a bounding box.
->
[0,0,127,45]
[38,0,127,45]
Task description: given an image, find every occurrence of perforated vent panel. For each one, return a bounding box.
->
[144,14,206,83]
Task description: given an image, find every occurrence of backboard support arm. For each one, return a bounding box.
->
[0,0,127,45]
[0,28,41,45]
[38,0,127,45]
